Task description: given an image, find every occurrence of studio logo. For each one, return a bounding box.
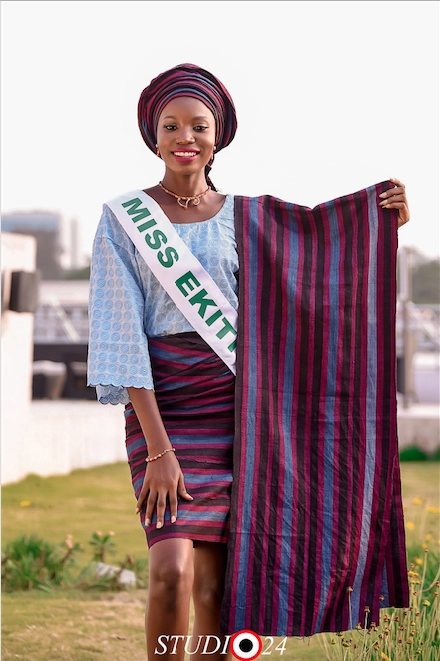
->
[230,630,263,660]
[154,631,288,656]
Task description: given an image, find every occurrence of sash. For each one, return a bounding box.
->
[106,190,237,375]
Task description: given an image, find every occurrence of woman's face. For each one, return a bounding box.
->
[156,96,216,179]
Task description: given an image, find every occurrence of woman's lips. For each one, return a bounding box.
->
[172,150,199,163]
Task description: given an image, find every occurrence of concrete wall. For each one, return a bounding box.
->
[397,404,440,455]
[2,397,438,485]
[1,397,127,485]
[1,233,36,484]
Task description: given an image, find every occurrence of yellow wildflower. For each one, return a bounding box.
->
[426,506,440,513]
[412,497,423,505]
[381,653,391,661]
[425,533,432,541]
[406,522,415,530]
[19,500,31,507]
[415,558,423,566]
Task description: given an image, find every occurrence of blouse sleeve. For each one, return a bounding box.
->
[87,205,154,405]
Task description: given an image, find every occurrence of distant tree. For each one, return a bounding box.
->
[412,259,440,303]
[62,266,90,280]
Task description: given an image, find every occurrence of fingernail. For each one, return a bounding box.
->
[135,508,139,514]
[171,515,176,524]
[157,521,163,529]
[379,193,387,198]
[145,518,151,526]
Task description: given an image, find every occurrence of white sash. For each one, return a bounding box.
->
[106,190,237,375]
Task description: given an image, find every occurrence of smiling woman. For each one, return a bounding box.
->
[87,62,411,660]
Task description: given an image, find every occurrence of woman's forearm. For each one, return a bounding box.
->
[127,387,172,456]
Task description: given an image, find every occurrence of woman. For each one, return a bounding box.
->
[88,63,410,659]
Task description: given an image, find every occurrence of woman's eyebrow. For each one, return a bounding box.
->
[162,115,211,121]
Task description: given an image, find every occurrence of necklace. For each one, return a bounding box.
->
[159,181,210,210]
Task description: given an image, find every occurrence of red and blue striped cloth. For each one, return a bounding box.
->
[125,333,235,548]
[221,181,409,636]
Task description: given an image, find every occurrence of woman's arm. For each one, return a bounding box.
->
[127,387,193,528]
[379,177,410,228]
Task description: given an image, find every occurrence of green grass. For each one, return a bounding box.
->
[2,461,439,661]
[1,463,147,566]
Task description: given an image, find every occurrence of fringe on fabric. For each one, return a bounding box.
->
[221,181,409,636]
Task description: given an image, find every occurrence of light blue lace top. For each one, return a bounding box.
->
[87,194,238,405]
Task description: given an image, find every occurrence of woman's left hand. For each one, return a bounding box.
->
[379,177,410,228]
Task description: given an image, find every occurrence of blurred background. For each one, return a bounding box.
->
[1,5,439,660]
[2,0,439,484]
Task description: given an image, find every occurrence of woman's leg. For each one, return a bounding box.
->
[147,537,194,661]
[191,542,231,661]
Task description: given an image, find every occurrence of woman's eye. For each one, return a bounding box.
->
[194,125,208,131]
[164,124,177,131]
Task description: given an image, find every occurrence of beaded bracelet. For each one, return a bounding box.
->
[146,447,176,463]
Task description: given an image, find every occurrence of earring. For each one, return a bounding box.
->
[155,144,161,158]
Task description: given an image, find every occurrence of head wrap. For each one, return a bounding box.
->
[138,63,237,188]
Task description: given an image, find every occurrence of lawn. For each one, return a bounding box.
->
[2,461,439,660]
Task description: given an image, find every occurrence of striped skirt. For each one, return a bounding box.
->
[124,332,235,548]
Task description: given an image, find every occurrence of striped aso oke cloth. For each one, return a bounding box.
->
[221,181,409,636]
[125,333,235,547]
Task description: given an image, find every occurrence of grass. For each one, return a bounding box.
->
[1,463,147,567]
[2,461,439,660]
[1,589,148,661]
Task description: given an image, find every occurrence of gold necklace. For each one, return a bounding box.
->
[159,181,210,210]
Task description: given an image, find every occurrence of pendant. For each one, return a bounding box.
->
[177,197,190,209]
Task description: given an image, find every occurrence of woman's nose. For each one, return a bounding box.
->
[175,129,195,144]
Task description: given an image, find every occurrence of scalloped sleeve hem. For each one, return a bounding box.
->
[91,382,154,406]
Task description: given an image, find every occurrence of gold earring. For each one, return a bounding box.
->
[156,144,161,158]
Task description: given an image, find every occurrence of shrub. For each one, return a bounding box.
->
[88,530,117,563]
[399,447,429,462]
[1,534,82,592]
[2,532,148,593]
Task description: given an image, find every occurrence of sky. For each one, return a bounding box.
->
[1,0,439,266]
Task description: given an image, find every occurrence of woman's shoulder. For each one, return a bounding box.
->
[94,201,135,251]
[216,193,234,222]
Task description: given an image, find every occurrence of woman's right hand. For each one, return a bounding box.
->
[135,452,193,528]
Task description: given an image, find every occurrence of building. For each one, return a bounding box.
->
[2,210,63,279]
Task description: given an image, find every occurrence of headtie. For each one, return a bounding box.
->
[138,63,237,186]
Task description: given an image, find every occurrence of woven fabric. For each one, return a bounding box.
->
[221,182,409,636]
[125,332,235,547]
